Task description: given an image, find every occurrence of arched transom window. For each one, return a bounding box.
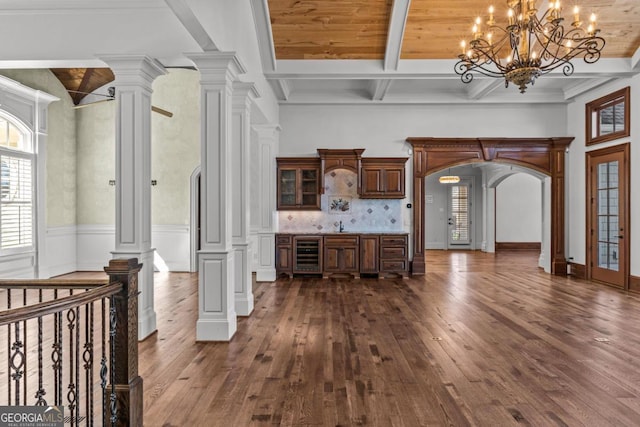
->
[0,114,33,252]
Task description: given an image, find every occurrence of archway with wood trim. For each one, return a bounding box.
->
[406,137,573,276]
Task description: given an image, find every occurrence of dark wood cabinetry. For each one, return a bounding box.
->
[276,233,407,278]
[323,235,359,278]
[359,158,407,199]
[275,234,293,277]
[360,235,379,274]
[277,158,321,210]
[379,234,408,277]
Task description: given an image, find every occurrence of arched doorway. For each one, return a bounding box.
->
[406,137,573,276]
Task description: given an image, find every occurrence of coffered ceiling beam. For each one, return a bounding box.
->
[268,58,638,80]
[250,0,277,73]
[165,0,218,52]
[563,77,615,100]
[467,79,503,100]
[370,79,393,100]
[632,46,640,71]
[384,0,411,71]
[271,79,291,100]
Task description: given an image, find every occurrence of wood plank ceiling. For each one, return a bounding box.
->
[268,0,640,60]
[50,68,114,105]
[50,0,639,102]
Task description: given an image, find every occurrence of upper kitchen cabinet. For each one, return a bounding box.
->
[277,157,322,210]
[359,158,408,199]
[317,148,365,193]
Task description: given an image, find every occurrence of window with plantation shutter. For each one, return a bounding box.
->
[449,183,470,245]
[0,117,33,253]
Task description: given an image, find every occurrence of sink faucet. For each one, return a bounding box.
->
[339,220,344,233]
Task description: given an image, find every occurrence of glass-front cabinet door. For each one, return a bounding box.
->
[276,158,321,210]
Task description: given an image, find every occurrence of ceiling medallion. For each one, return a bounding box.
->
[454,0,605,93]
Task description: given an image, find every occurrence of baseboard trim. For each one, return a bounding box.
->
[567,262,586,279]
[495,242,541,251]
[629,275,640,293]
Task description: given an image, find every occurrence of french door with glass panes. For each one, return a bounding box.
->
[448,179,472,248]
[587,144,629,288]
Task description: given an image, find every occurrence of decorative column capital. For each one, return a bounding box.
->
[186,51,247,84]
[252,123,282,139]
[232,81,259,110]
[99,55,166,87]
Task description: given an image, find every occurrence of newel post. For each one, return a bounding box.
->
[104,258,143,427]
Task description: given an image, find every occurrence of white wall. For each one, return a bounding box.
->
[424,165,483,250]
[496,173,542,242]
[278,103,567,255]
[566,75,639,276]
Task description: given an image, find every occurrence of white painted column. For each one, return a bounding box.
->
[101,55,165,340]
[251,125,280,282]
[481,176,488,252]
[540,177,552,272]
[187,52,246,341]
[232,82,257,316]
[486,186,496,253]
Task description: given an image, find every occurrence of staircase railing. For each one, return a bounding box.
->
[0,258,143,426]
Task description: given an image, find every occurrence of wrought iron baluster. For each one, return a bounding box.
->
[51,289,62,406]
[100,298,107,427]
[83,301,94,426]
[109,298,117,425]
[75,305,80,426]
[7,289,11,405]
[35,289,47,406]
[10,321,25,405]
[22,289,27,406]
[67,305,77,424]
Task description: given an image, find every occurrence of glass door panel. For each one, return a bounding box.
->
[448,181,471,247]
[589,145,628,289]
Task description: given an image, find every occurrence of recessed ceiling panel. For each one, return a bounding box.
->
[401,0,640,59]
[268,0,393,59]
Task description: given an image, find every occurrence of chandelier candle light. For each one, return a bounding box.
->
[454,0,605,93]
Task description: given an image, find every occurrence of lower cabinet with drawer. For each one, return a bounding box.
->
[379,234,409,278]
[275,233,408,279]
[323,235,360,278]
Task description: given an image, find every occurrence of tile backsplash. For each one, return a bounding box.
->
[277,169,404,233]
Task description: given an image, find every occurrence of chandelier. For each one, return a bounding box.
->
[454,0,606,93]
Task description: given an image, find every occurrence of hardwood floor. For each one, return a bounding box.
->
[73,251,640,425]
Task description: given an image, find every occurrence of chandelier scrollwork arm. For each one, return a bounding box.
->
[453,0,605,93]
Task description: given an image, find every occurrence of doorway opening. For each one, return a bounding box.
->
[408,137,573,276]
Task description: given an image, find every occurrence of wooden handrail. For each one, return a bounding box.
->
[0,279,109,289]
[0,258,143,425]
[0,282,122,326]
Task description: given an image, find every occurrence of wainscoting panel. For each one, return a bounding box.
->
[46,226,77,277]
[77,225,191,272]
[0,252,36,278]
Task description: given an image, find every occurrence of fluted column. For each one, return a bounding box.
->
[101,55,165,340]
[251,124,280,282]
[187,52,246,341]
[232,82,257,316]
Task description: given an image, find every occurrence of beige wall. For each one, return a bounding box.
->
[76,68,200,226]
[76,101,116,224]
[151,69,200,225]
[0,69,77,227]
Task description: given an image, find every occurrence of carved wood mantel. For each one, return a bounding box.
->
[406,137,574,276]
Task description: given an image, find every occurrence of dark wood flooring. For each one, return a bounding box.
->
[69,251,640,425]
